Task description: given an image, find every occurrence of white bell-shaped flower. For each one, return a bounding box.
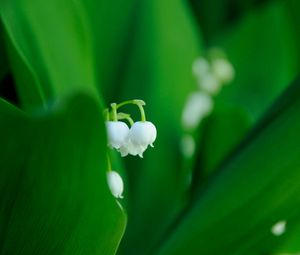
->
[182,91,213,130]
[120,121,157,158]
[107,171,124,199]
[106,121,129,149]
[197,73,221,95]
[211,58,235,84]
[119,139,140,157]
[192,57,210,77]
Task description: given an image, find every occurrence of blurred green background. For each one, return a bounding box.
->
[1,0,300,254]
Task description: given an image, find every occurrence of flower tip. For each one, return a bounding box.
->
[138,153,144,158]
[150,143,154,148]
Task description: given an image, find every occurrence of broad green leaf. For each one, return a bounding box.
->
[194,104,250,183]
[118,0,203,254]
[82,0,135,100]
[0,0,98,110]
[189,0,273,40]
[157,78,300,255]
[0,24,8,82]
[216,1,298,121]
[0,93,126,254]
[283,0,300,70]
[4,37,41,108]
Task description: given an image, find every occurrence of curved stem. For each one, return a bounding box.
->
[137,103,146,122]
[110,103,118,121]
[115,99,146,122]
[116,100,135,109]
[117,112,134,126]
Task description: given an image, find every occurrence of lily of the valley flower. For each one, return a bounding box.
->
[106,121,130,149]
[192,57,210,77]
[105,99,157,157]
[107,171,124,199]
[120,121,157,158]
[192,49,234,97]
[182,91,213,130]
[197,73,221,95]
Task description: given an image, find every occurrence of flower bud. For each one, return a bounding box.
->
[211,58,235,84]
[106,121,129,149]
[107,171,124,199]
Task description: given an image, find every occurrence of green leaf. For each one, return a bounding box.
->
[216,1,298,122]
[0,93,126,254]
[157,78,300,255]
[0,24,8,82]
[0,0,98,110]
[82,0,135,100]
[194,104,250,185]
[189,0,273,41]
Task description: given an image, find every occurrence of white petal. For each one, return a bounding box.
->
[107,171,124,199]
[181,134,195,158]
[192,57,210,77]
[119,145,129,157]
[130,121,157,147]
[271,220,286,236]
[119,140,144,157]
[211,58,235,84]
[182,91,213,130]
[197,73,221,95]
[145,121,157,145]
[106,121,129,149]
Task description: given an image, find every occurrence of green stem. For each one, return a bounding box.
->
[116,99,146,122]
[115,99,145,109]
[110,103,118,121]
[136,103,146,121]
[117,112,134,126]
[107,153,112,172]
[115,100,134,109]
[103,108,110,121]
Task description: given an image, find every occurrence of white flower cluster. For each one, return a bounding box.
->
[105,100,157,158]
[106,120,157,158]
[182,48,235,131]
[105,100,157,199]
[181,48,234,157]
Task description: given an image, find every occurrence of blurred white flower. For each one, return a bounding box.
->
[120,121,157,158]
[192,57,210,76]
[182,91,213,130]
[271,220,286,236]
[107,171,124,199]
[197,73,221,95]
[211,58,235,84]
[106,121,129,149]
[181,134,196,158]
